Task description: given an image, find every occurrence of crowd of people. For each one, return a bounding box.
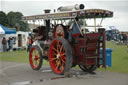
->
[106,32,128,45]
[106,31,128,52]
[1,36,32,52]
[1,37,14,52]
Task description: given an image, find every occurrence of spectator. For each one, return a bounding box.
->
[27,36,33,52]
[123,34,127,45]
[2,37,7,52]
[8,37,11,51]
[108,32,111,41]
[10,38,13,51]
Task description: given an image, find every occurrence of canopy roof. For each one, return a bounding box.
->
[0,24,16,34]
[22,9,113,21]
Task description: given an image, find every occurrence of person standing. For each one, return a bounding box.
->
[2,37,7,52]
[27,36,33,52]
[8,37,11,51]
[10,38,13,51]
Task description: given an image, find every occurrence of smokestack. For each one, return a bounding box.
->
[44,9,51,13]
[44,9,51,38]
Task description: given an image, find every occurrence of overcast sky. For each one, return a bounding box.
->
[0,0,128,31]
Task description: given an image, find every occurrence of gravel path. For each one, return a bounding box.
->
[0,61,128,85]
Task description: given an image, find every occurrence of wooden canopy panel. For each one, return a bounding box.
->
[22,9,113,21]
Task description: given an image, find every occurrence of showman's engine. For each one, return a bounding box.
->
[57,4,85,11]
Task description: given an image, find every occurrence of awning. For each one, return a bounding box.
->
[0,24,16,34]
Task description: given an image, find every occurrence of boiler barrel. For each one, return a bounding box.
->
[57,4,84,11]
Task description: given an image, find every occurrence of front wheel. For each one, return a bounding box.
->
[49,38,72,75]
[29,45,43,70]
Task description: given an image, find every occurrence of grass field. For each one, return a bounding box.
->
[0,41,128,73]
[104,41,128,73]
[0,50,49,65]
[0,50,29,63]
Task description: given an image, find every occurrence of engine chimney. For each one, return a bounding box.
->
[44,9,51,13]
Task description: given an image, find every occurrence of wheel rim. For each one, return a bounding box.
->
[54,25,64,38]
[49,40,66,74]
[29,48,40,69]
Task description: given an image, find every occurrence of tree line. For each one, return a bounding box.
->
[0,11,29,32]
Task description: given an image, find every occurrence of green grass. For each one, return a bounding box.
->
[102,41,128,73]
[0,50,49,65]
[0,41,128,73]
[0,50,29,63]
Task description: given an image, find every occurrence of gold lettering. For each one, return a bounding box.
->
[86,9,104,13]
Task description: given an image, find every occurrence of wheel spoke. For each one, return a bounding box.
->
[57,41,62,52]
[35,60,37,66]
[36,59,39,65]
[33,59,36,66]
[61,58,66,63]
[50,57,57,61]
[34,50,37,56]
[60,45,64,53]
[53,52,57,56]
[32,52,35,58]
[56,60,60,70]
[61,53,66,63]
[37,51,39,57]
[60,62,64,71]
[52,47,58,53]
[60,53,65,57]
[32,55,35,59]
[61,55,66,60]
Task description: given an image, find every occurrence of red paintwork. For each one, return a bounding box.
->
[49,40,66,74]
[71,31,105,67]
[29,48,40,69]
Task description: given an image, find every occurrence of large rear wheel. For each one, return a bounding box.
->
[49,38,72,74]
[29,45,43,70]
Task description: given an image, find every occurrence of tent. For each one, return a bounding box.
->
[0,24,16,52]
[0,24,16,34]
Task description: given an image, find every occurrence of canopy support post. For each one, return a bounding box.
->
[94,17,96,32]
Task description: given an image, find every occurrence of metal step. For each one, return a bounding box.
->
[86,56,97,58]
[85,54,98,57]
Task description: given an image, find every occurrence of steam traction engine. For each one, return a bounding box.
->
[23,4,113,74]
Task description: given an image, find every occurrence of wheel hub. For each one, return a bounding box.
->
[57,53,60,59]
[34,56,38,60]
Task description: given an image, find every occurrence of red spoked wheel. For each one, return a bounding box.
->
[49,38,72,74]
[79,65,97,72]
[54,24,68,39]
[29,45,43,70]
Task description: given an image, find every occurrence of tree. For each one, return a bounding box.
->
[18,21,29,31]
[7,11,29,31]
[0,11,8,26]
[7,11,22,27]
